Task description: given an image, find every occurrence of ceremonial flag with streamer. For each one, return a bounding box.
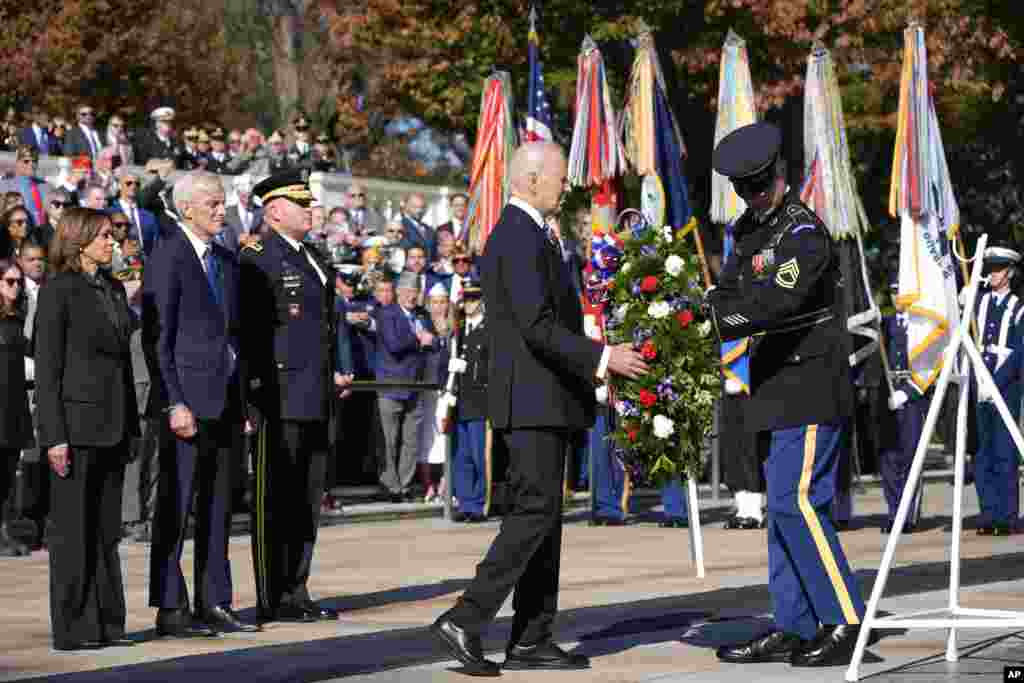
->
[568,35,626,240]
[525,5,554,143]
[712,29,757,394]
[889,24,960,392]
[802,44,882,373]
[623,24,692,233]
[711,29,755,225]
[467,72,517,254]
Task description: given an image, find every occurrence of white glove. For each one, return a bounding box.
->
[448,357,467,374]
[595,385,609,405]
[724,377,743,395]
[435,392,457,433]
[888,390,908,411]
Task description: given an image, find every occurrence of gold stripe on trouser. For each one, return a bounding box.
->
[798,425,859,624]
[482,421,493,516]
[619,456,632,516]
[253,422,270,610]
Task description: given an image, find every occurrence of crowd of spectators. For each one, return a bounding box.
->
[0,106,593,561]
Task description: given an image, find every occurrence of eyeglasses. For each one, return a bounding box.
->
[1,278,22,287]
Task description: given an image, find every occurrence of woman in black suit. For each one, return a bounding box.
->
[35,208,138,651]
[0,257,32,557]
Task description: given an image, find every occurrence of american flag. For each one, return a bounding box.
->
[525,5,554,142]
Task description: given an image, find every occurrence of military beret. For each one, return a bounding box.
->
[712,122,783,197]
[252,169,314,207]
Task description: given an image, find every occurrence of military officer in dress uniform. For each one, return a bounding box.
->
[877,273,926,533]
[451,277,491,522]
[707,122,866,667]
[266,130,293,175]
[240,170,341,622]
[972,239,1023,536]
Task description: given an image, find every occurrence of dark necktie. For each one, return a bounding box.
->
[204,247,223,309]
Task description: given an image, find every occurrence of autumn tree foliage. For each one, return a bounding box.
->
[0,0,250,123]
[323,0,1017,139]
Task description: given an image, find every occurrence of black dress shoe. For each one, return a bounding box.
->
[465,513,488,523]
[296,600,339,621]
[272,603,317,623]
[389,492,404,504]
[503,640,590,670]
[430,614,500,676]
[155,608,219,638]
[450,511,468,523]
[102,637,136,647]
[659,518,688,528]
[716,630,806,663]
[725,516,762,530]
[589,516,624,527]
[790,624,861,667]
[197,606,261,633]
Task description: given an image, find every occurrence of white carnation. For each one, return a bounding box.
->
[664,254,685,277]
[647,301,671,319]
[620,261,632,274]
[698,320,712,337]
[662,226,673,242]
[652,414,675,439]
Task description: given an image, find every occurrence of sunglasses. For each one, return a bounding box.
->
[9,218,29,226]
[453,258,472,264]
[2,277,22,286]
[112,221,132,228]
[350,193,365,198]
[51,201,73,209]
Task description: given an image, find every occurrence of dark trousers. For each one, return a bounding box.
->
[449,428,567,645]
[764,423,865,640]
[252,419,328,611]
[975,395,1022,525]
[149,417,235,610]
[453,419,488,515]
[122,416,163,525]
[879,398,927,524]
[48,444,127,647]
[0,448,17,523]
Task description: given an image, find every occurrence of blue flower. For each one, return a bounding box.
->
[641,245,658,258]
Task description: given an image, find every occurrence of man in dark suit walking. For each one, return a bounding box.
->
[143,171,259,637]
[431,142,648,674]
[240,170,340,623]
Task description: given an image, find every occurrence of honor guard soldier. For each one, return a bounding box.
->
[972,239,1023,536]
[240,170,340,622]
[707,122,866,667]
[451,277,491,522]
[878,271,926,533]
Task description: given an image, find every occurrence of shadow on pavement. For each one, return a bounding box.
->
[12,552,1024,682]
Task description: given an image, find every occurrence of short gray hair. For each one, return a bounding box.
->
[173,171,224,215]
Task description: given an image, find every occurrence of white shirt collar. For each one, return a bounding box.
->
[509,196,544,229]
[993,288,1010,305]
[179,221,211,262]
[25,278,40,295]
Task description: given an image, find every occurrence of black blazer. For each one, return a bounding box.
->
[35,271,139,449]
[0,315,31,448]
[480,203,602,430]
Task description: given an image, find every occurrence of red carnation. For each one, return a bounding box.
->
[638,389,658,408]
[640,275,659,293]
[627,427,640,442]
[641,339,658,360]
[677,310,694,329]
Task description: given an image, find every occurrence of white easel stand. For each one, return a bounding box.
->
[846,234,1024,681]
[687,477,705,578]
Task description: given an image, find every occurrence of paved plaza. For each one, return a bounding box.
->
[0,483,1021,682]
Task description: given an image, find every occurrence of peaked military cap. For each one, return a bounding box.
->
[151,106,175,122]
[712,122,783,198]
[209,127,226,141]
[253,169,314,207]
[983,236,1021,267]
[462,275,482,298]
